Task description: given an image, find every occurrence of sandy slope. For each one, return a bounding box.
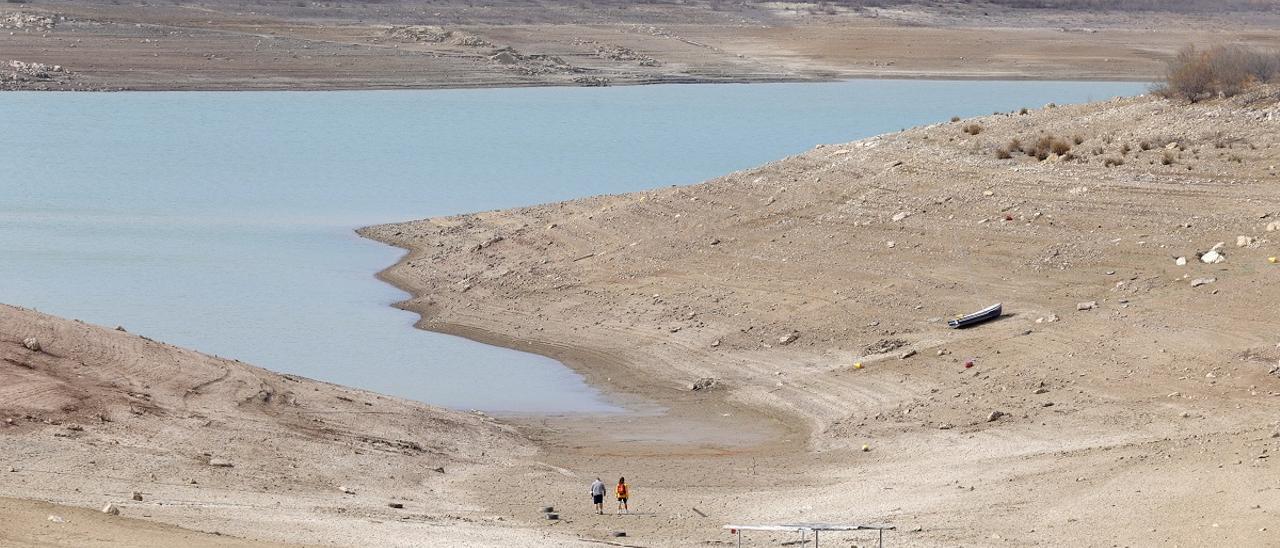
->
[0,304,593,547]
[361,87,1280,545]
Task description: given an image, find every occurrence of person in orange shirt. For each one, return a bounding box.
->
[615,477,629,515]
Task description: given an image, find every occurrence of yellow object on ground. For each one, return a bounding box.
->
[1269,257,1277,264]
[854,362,863,369]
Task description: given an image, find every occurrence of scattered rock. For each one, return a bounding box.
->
[1034,387,1049,395]
[1237,236,1255,247]
[541,506,555,513]
[864,338,907,355]
[899,349,917,359]
[207,458,233,468]
[709,238,721,246]
[987,410,1006,422]
[47,515,64,523]
[22,337,40,351]
[690,377,718,391]
[388,502,405,509]
[338,485,355,495]
[777,333,799,345]
[544,512,559,520]
[710,339,720,348]
[938,423,954,430]
[611,531,627,538]
[1267,221,1280,232]
[102,504,120,516]
[1190,277,1216,287]
[132,491,143,501]
[982,190,995,197]
[1076,301,1097,311]
[1175,256,1187,266]
[115,325,127,332]
[432,466,445,474]
[886,240,896,248]
[891,211,911,222]
[1201,250,1225,264]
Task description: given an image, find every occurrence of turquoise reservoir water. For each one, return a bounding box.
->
[0,80,1145,412]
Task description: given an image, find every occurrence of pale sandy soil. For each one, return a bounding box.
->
[2,1,1278,90]
[361,86,1280,546]
[0,304,590,547]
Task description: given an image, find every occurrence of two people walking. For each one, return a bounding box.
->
[590,477,629,515]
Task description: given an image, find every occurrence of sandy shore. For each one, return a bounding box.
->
[0,304,593,547]
[3,2,1279,91]
[5,85,1280,546]
[360,85,1280,545]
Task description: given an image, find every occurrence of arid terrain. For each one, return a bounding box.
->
[0,304,590,547]
[361,85,1280,546]
[2,1,1280,90]
[5,76,1280,547]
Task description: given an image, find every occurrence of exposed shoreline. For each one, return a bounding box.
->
[356,85,1280,545]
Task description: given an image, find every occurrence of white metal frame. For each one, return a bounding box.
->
[722,523,895,548]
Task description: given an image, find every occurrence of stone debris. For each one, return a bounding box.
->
[611,531,627,537]
[987,410,1006,422]
[387,25,452,42]
[47,515,65,523]
[1076,301,1097,311]
[1267,221,1280,232]
[22,337,40,351]
[339,485,356,494]
[102,503,120,516]
[207,458,233,468]
[1190,277,1216,287]
[864,338,906,354]
[132,491,143,501]
[1034,387,1049,394]
[777,332,799,345]
[1175,256,1187,266]
[1,12,56,31]
[1237,235,1255,247]
[899,349,917,359]
[690,377,718,391]
[892,211,912,222]
[388,502,405,509]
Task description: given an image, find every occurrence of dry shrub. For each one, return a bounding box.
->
[1019,107,1029,115]
[1120,142,1132,155]
[1140,140,1152,151]
[1229,154,1243,163]
[1161,151,1176,165]
[1155,45,1280,102]
[1022,135,1073,160]
[1103,157,1125,167]
[1072,135,1085,145]
[963,123,984,135]
[951,116,961,122]
[995,147,1013,159]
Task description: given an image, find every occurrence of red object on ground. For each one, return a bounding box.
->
[964,359,975,368]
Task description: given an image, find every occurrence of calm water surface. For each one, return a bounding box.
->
[0,80,1145,412]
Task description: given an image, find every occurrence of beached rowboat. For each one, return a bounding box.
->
[948,303,1002,329]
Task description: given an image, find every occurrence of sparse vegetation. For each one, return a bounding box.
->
[1140,140,1152,151]
[1104,157,1125,167]
[950,116,961,122]
[1154,45,1280,102]
[1019,107,1029,115]
[962,123,983,135]
[1120,143,1131,155]
[1072,135,1084,145]
[995,147,1013,160]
